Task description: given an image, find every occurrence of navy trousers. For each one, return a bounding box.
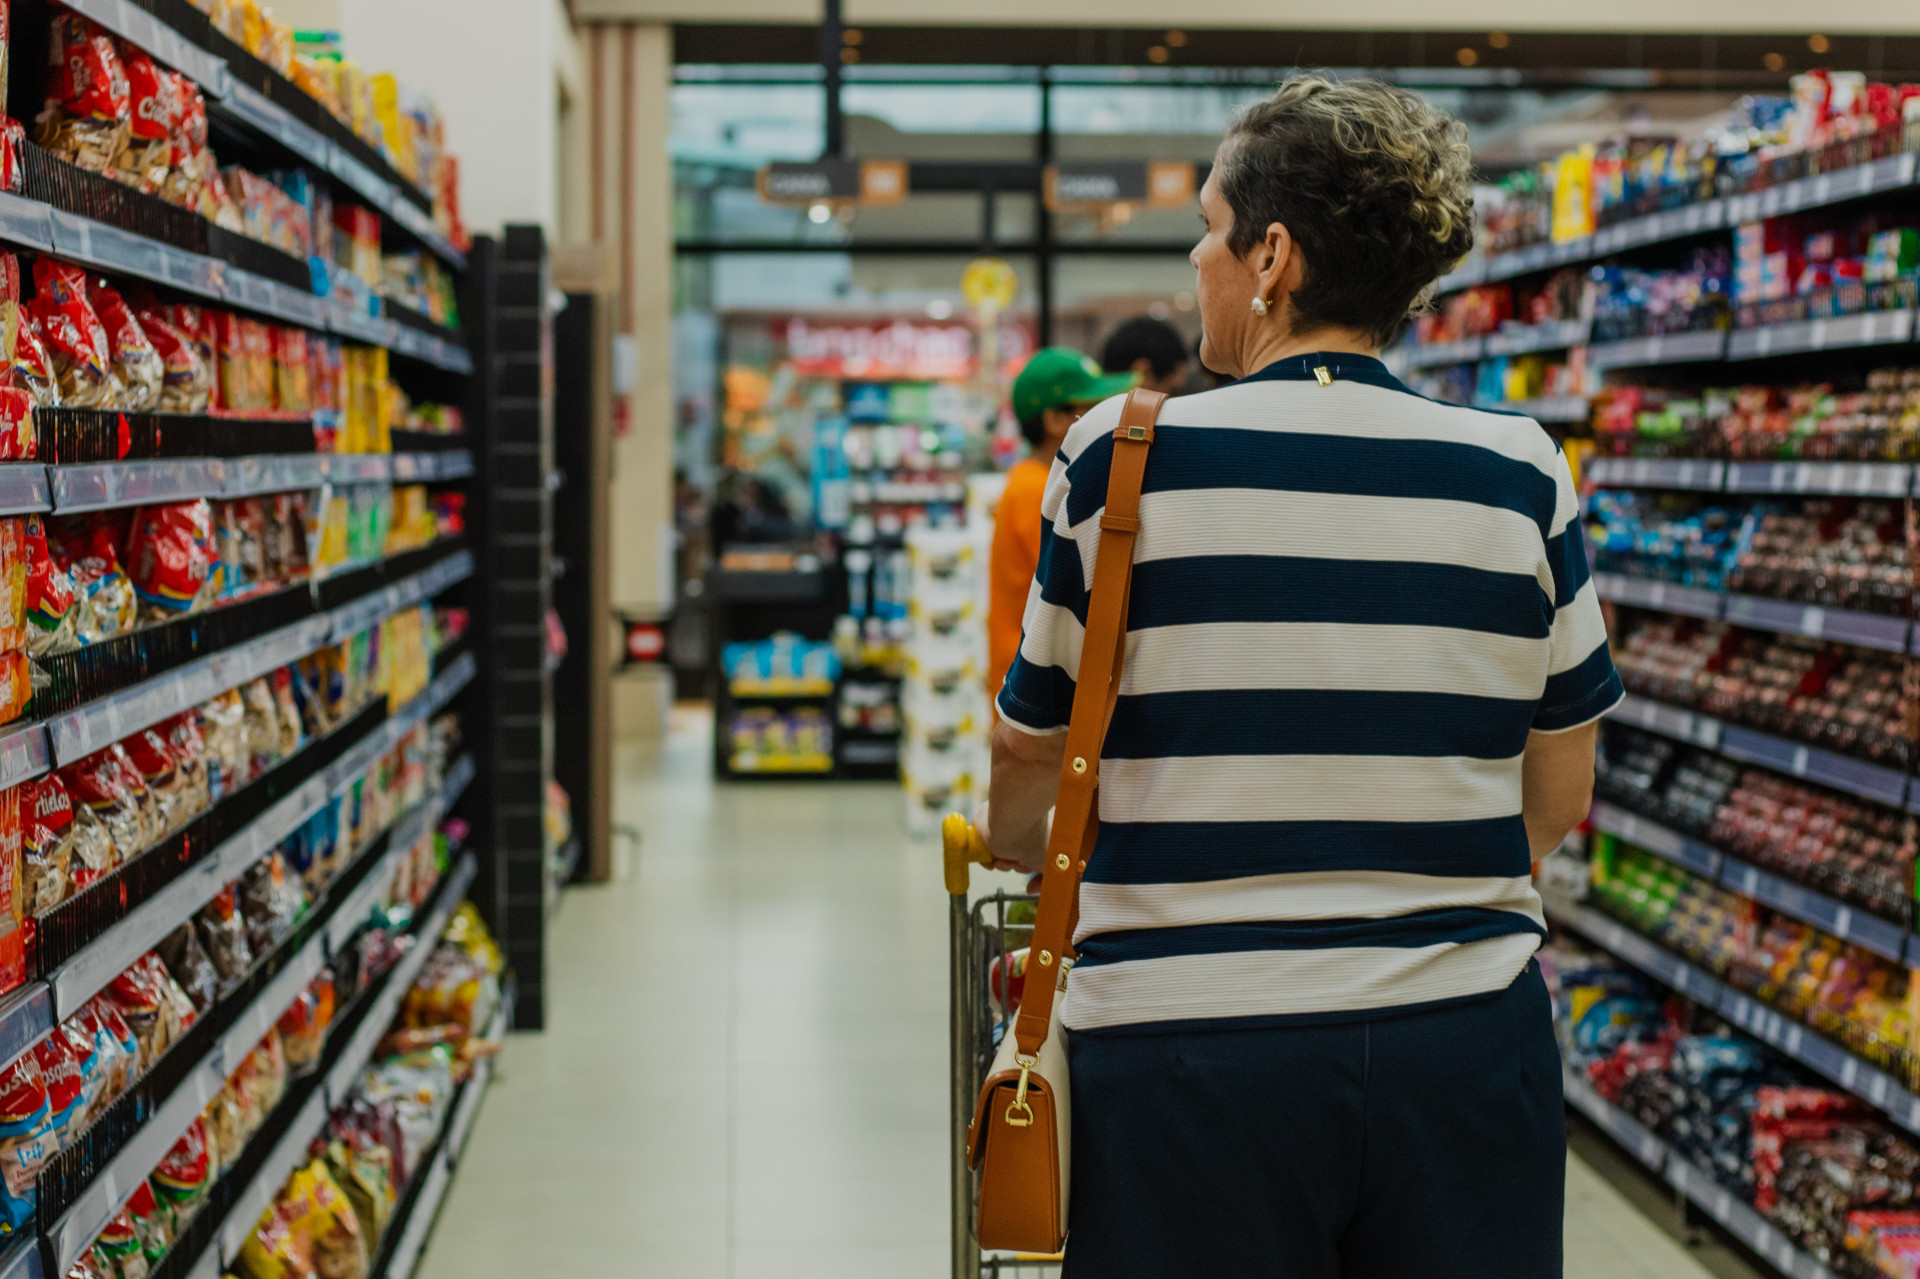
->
[1062,962,1565,1278]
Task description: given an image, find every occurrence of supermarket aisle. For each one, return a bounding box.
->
[415,706,1737,1277]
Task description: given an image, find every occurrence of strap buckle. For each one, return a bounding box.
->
[1006,1055,1037,1127]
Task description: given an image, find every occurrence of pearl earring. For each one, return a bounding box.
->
[1251,296,1269,316]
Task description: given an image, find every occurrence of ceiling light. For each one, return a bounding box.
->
[808,203,832,224]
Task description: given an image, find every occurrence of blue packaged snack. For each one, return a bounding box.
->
[0,1052,54,1234]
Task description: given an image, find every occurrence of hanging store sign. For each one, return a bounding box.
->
[1043,161,1197,213]
[781,317,977,379]
[756,159,909,207]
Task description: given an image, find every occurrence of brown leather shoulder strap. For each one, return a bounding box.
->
[1012,387,1163,1058]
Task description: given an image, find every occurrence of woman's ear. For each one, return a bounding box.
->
[1252,221,1296,314]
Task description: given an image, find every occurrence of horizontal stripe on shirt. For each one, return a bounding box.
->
[1062,425,1560,537]
[1095,753,1522,825]
[1082,816,1534,885]
[1073,907,1547,965]
[1117,622,1549,699]
[1075,870,1544,938]
[1104,687,1540,760]
[1062,930,1546,1031]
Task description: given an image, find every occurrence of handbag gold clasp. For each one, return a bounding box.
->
[1005,1056,1036,1127]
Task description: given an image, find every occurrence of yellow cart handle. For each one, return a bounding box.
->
[942,812,993,894]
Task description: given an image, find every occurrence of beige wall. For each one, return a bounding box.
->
[573,0,1920,33]
[274,0,583,236]
[580,22,676,735]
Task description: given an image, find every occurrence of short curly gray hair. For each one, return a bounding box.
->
[1216,75,1475,346]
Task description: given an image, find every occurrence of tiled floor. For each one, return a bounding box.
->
[417,707,1746,1277]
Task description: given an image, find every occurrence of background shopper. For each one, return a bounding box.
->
[981,76,1621,1278]
[985,348,1135,704]
[1100,315,1193,395]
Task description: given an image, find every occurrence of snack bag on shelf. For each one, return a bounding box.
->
[52,1019,100,1143]
[276,973,329,1075]
[125,499,219,621]
[0,517,24,653]
[20,771,73,915]
[199,688,247,800]
[239,677,283,775]
[31,1023,82,1141]
[23,515,73,654]
[36,14,130,175]
[15,316,59,410]
[84,278,162,412]
[0,1052,54,1236]
[111,43,173,194]
[322,1137,392,1255]
[290,1158,368,1279]
[93,1205,149,1279]
[156,919,218,1013]
[201,1077,246,1174]
[61,748,142,871]
[239,851,305,954]
[123,1180,171,1266]
[160,72,211,212]
[163,712,208,815]
[135,307,211,413]
[150,1116,212,1229]
[0,783,21,994]
[194,885,252,992]
[165,305,216,402]
[274,326,311,413]
[234,1192,313,1279]
[77,998,136,1102]
[29,259,121,408]
[49,512,135,642]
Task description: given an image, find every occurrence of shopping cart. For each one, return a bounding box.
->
[943,814,1067,1279]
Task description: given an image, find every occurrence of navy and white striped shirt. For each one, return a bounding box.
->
[996,352,1622,1033]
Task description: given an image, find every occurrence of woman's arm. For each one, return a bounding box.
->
[979,717,1067,873]
[1520,721,1599,860]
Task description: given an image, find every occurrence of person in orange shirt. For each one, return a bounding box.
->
[987,348,1137,703]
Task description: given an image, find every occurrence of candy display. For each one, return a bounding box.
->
[1610,613,1915,768]
[726,707,834,775]
[1586,491,1740,591]
[723,633,839,696]
[1595,369,1920,461]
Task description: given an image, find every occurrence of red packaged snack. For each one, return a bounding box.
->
[0,517,23,651]
[92,1205,146,1279]
[28,260,118,408]
[23,515,74,654]
[0,119,22,195]
[211,310,247,412]
[19,772,73,915]
[0,1051,54,1236]
[35,14,129,174]
[48,512,134,642]
[134,308,209,413]
[61,746,141,869]
[273,326,309,413]
[122,726,189,832]
[0,654,31,730]
[84,278,161,412]
[0,251,19,369]
[0,783,21,996]
[151,1116,211,1227]
[111,43,171,194]
[162,712,208,815]
[30,1028,78,1135]
[124,499,217,621]
[15,315,58,410]
[0,388,31,463]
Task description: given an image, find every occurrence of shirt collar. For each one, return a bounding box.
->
[1234,351,1413,396]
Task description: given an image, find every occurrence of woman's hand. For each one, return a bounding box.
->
[983,719,1067,874]
[973,802,1039,874]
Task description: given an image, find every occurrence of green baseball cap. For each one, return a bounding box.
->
[1011,347,1137,421]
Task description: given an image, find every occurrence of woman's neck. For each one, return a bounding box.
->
[1239,323,1378,379]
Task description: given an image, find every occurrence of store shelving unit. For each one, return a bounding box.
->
[0,3,529,1270]
[1389,137,1920,392]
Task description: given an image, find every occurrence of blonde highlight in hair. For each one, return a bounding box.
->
[1216,75,1475,345]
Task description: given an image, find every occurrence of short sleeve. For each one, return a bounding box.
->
[994,397,1125,735]
[1533,450,1623,733]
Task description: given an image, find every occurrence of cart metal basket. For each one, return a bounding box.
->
[944,815,1065,1279]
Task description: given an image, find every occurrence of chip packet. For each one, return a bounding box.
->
[35,14,130,175]
[84,278,162,412]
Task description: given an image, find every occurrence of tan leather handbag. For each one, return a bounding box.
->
[965,386,1164,1255]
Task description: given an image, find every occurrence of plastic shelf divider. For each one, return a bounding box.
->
[0,1236,40,1279]
[1607,693,1724,750]
[1724,461,1912,497]
[1483,318,1591,356]
[1584,457,1725,491]
[1587,801,1721,877]
[1587,329,1728,369]
[1591,574,1724,621]
[0,984,52,1077]
[0,724,51,792]
[1726,309,1916,361]
[1716,725,1909,808]
[1722,594,1910,654]
[1717,859,1910,962]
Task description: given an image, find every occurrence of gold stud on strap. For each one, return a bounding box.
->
[1071,757,1087,774]
[1054,853,1070,870]
[1037,950,1054,966]
[1314,365,1333,386]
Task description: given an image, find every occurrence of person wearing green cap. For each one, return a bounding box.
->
[988,348,1137,705]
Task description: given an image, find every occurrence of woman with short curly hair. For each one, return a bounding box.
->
[980,76,1617,1276]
